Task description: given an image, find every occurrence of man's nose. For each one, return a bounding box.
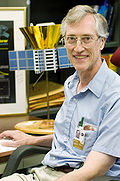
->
[73,40,85,52]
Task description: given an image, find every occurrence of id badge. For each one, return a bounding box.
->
[73,127,86,150]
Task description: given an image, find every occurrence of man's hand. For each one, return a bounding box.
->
[0,130,53,148]
[0,130,35,147]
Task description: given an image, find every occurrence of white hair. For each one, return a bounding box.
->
[61,5,109,38]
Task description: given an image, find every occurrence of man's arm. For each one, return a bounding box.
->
[56,150,116,181]
[0,130,53,147]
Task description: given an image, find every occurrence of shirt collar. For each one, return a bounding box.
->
[87,59,108,97]
[68,59,108,98]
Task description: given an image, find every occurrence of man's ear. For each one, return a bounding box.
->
[100,37,106,50]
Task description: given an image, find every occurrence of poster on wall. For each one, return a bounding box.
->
[0,21,15,104]
[0,7,27,115]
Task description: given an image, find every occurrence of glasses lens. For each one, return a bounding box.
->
[66,36,76,44]
[65,35,99,47]
[81,36,92,44]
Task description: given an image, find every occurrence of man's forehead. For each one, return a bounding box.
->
[68,14,95,27]
[66,14,96,35]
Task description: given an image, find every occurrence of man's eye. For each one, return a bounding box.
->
[67,37,76,41]
[82,36,91,42]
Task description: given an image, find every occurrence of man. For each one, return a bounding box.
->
[1,5,120,181]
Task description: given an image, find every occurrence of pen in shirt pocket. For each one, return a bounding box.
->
[78,117,84,127]
[78,117,97,131]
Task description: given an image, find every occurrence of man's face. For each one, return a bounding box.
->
[65,14,106,74]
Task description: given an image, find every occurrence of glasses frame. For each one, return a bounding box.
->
[62,35,101,48]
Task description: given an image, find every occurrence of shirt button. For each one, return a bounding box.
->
[73,98,76,102]
[64,137,67,141]
[59,147,62,151]
[52,157,55,160]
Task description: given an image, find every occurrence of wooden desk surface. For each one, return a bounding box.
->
[15,119,54,135]
[0,150,14,158]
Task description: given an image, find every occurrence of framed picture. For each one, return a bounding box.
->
[0,7,27,115]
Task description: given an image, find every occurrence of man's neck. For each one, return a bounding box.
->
[77,59,102,94]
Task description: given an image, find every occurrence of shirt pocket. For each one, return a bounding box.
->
[83,130,97,155]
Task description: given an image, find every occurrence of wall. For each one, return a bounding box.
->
[30,0,104,25]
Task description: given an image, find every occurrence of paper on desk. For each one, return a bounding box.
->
[0,139,16,153]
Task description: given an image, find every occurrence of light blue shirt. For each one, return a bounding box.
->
[42,60,120,177]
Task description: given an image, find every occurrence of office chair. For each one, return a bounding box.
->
[1,145,50,178]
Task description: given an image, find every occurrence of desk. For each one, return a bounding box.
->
[15,119,54,135]
[0,150,14,158]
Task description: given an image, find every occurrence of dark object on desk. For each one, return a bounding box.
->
[110,47,120,68]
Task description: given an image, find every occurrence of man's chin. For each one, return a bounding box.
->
[74,65,88,73]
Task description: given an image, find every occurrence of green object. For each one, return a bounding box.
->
[79,117,84,127]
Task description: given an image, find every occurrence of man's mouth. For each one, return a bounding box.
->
[73,55,88,59]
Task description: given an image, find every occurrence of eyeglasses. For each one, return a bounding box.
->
[64,35,100,47]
